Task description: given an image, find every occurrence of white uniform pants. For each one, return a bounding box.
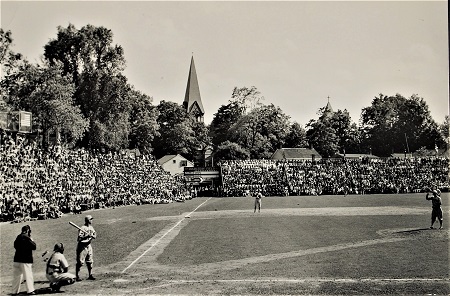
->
[254,198,261,211]
[12,262,34,294]
[47,271,76,285]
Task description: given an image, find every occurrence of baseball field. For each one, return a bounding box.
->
[1,193,449,295]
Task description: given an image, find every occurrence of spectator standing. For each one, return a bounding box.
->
[12,225,36,295]
[76,215,97,281]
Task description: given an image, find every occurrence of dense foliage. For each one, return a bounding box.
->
[360,94,444,157]
[0,26,447,162]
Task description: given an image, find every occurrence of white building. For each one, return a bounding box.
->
[157,154,194,176]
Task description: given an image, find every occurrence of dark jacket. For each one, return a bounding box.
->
[13,233,36,263]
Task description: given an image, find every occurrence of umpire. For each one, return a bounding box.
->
[12,225,36,295]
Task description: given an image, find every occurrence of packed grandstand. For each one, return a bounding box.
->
[220,158,449,197]
[1,133,449,223]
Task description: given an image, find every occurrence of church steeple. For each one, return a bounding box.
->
[324,96,333,113]
[183,55,205,122]
[322,96,334,118]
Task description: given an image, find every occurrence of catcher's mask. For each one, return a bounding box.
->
[54,243,64,253]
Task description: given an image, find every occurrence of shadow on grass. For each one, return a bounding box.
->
[396,228,432,234]
[8,286,53,295]
[34,287,54,295]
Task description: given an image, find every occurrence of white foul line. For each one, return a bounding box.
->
[121,197,211,273]
[120,278,450,293]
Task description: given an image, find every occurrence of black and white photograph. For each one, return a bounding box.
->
[1,1,448,295]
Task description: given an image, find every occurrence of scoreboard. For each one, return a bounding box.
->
[0,111,32,133]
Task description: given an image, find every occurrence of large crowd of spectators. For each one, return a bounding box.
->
[2,131,449,223]
[219,157,449,197]
[219,160,288,197]
[0,133,193,223]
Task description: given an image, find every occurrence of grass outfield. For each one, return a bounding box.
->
[0,193,448,295]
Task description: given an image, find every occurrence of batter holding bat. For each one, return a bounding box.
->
[74,215,97,281]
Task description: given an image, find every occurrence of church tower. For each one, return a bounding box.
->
[322,96,334,119]
[183,56,205,122]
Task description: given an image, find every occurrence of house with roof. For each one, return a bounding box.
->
[157,154,194,176]
[271,148,322,161]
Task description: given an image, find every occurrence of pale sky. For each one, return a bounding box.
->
[1,1,448,126]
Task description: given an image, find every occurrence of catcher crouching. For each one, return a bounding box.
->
[46,243,76,292]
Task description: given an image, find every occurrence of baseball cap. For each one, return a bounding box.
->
[85,215,93,221]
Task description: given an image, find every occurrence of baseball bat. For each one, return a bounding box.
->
[69,221,90,235]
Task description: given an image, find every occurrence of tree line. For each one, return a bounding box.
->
[1,25,448,163]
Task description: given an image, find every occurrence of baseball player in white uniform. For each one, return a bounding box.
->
[75,215,97,281]
[254,191,263,213]
[46,243,76,292]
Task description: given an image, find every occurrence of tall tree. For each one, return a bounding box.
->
[306,118,340,158]
[26,63,88,146]
[209,102,244,146]
[77,71,131,150]
[230,86,263,114]
[1,55,88,146]
[213,140,250,163]
[0,29,25,111]
[361,93,442,156]
[152,101,196,159]
[439,116,449,150]
[229,104,291,159]
[307,106,363,157]
[342,123,365,154]
[191,120,211,151]
[44,24,125,89]
[329,109,364,154]
[209,86,263,147]
[0,29,13,64]
[285,122,308,148]
[128,89,159,154]
[44,24,129,150]
[190,120,212,166]
[307,106,333,157]
[44,24,82,87]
